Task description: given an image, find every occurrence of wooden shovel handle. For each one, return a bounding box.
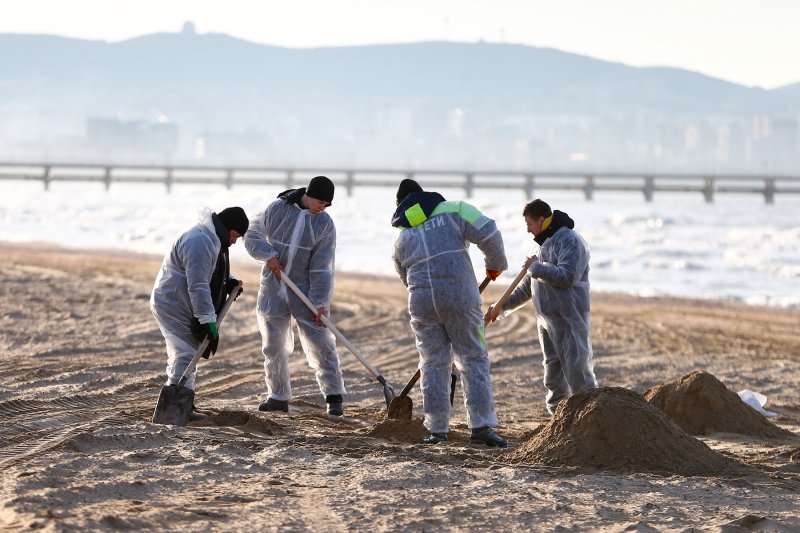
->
[280,273,384,380]
[486,267,528,323]
[478,276,491,293]
[399,369,421,397]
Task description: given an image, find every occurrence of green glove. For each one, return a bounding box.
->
[201,322,219,359]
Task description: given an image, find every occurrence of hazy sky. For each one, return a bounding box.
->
[2,0,799,89]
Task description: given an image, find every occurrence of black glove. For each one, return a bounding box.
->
[190,317,205,342]
[199,322,219,359]
[225,276,243,300]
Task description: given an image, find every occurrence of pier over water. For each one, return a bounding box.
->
[2,162,799,204]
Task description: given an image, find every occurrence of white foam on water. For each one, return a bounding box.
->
[2,180,798,308]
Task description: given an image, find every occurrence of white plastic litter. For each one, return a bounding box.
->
[737,389,779,417]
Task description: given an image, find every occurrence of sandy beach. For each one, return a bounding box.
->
[1,241,799,532]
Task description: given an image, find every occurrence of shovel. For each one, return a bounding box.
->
[152,280,243,426]
[279,273,396,409]
[387,275,492,420]
[484,266,528,325]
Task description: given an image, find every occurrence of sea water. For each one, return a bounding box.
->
[2,181,798,308]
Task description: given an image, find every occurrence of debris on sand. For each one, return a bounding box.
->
[366,418,428,444]
[644,371,797,440]
[508,387,748,476]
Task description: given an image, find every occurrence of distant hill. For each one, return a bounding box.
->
[0,31,797,167]
[776,81,800,99]
[0,32,793,116]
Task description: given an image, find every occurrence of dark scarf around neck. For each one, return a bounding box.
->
[209,213,231,313]
[278,187,307,208]
[534,210,575,245]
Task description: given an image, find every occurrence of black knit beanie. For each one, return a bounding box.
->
[217,206,249,235]
[396,178,423,206]
[306,176,335,204]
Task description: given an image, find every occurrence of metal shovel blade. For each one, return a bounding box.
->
[152,384,195,426]
[386,370,455,420]
[387,369,419,420]
[387,395,413,419]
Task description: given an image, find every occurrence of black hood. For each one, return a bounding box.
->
[211,212,231,251]
[391,191,446,228]
[209,212,231,314]
[277,187,307,207]
[534,210,575,245]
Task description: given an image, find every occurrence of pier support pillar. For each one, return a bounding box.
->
[524,174,535,199]
[702,178,714,203]
[583,175,595,201]
[643,176,654,202]
[763,178,776,204]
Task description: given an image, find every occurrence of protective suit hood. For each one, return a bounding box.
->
[534,210,574,245]
[208,212,231,315]
[211,213,230,250]
[391,191,446,228]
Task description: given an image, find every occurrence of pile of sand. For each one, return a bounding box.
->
[508,387,747,476]
[366,418,428,444]
[644,371,796,440]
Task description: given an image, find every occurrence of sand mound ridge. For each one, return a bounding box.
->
[188,410,279,434]
[508,387,747,476]
[366,418,428,444]
[644,371,796,440]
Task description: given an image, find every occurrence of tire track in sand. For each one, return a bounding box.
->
[0,413,136,468]
[0,364,265,466]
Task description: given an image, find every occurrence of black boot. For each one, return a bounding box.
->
[421,432,448,444]
[325,394,344,416]
[470,426,507,448]
[258,397,289,413]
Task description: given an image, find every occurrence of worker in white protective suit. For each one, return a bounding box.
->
[392,179,509,447]
[245,176,347,416]
[485,198,598,415]
[150,206,249,417]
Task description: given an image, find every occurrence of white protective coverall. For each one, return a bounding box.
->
[392,192,508,434]
[244,191,346,401]
[150,208,221,390]
[504,211,597,413]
